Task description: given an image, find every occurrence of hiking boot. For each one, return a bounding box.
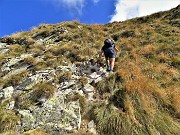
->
[107,68,110,72]
[109,70,113,74]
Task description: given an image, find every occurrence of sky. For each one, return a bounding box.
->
[0,0,179,37]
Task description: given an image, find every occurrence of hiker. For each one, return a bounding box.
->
[99,38,119,73]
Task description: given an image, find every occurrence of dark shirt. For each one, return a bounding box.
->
[101,42,115,58]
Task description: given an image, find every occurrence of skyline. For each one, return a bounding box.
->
[0,0,179,37]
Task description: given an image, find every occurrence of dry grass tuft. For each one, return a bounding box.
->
[58,71,72,83]
[0,54,6,66]
[11,31,30,39]
[2,71,29,88]
[156,63,179,78]
[167,87,180,113]
[79,77,88,86]
[157,52,171,63]
[139,44,157,57]
[31,82,55,101]
[66,93,87,114]
[28,44,45,56]
[0,109,19,133]
[8,44,26,57]
[23,56,37,66]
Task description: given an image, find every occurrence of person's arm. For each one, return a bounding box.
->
[114,46,119,52]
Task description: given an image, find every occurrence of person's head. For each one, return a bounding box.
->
[108,37,115,43]
[104,38,115,47]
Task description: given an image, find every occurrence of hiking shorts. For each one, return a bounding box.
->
[104,50,115,59]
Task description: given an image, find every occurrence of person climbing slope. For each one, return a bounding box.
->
[99,38,119,73]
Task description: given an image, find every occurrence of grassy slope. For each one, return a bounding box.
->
[0,5,180,135]
[91,6,180,135]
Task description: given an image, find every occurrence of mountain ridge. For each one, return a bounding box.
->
[0,5,180,135]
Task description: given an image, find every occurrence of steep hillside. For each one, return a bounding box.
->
[0,5,179,135]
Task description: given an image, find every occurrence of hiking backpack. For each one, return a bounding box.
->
[104,39,114,48]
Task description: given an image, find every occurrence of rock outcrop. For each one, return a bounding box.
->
[0,46,107,134]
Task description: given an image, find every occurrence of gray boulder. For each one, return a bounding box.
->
[17,95,81,134]
[0,86,14,102]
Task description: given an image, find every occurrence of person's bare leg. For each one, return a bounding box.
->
[106,58,110,66]
[106,58,110,70]
[109,58,115,71]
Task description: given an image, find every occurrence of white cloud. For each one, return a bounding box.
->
[48,0,101,15]
[110,0,180,22]
[49,0,86,15]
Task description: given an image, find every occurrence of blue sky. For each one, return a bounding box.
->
[0,0,179,37]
